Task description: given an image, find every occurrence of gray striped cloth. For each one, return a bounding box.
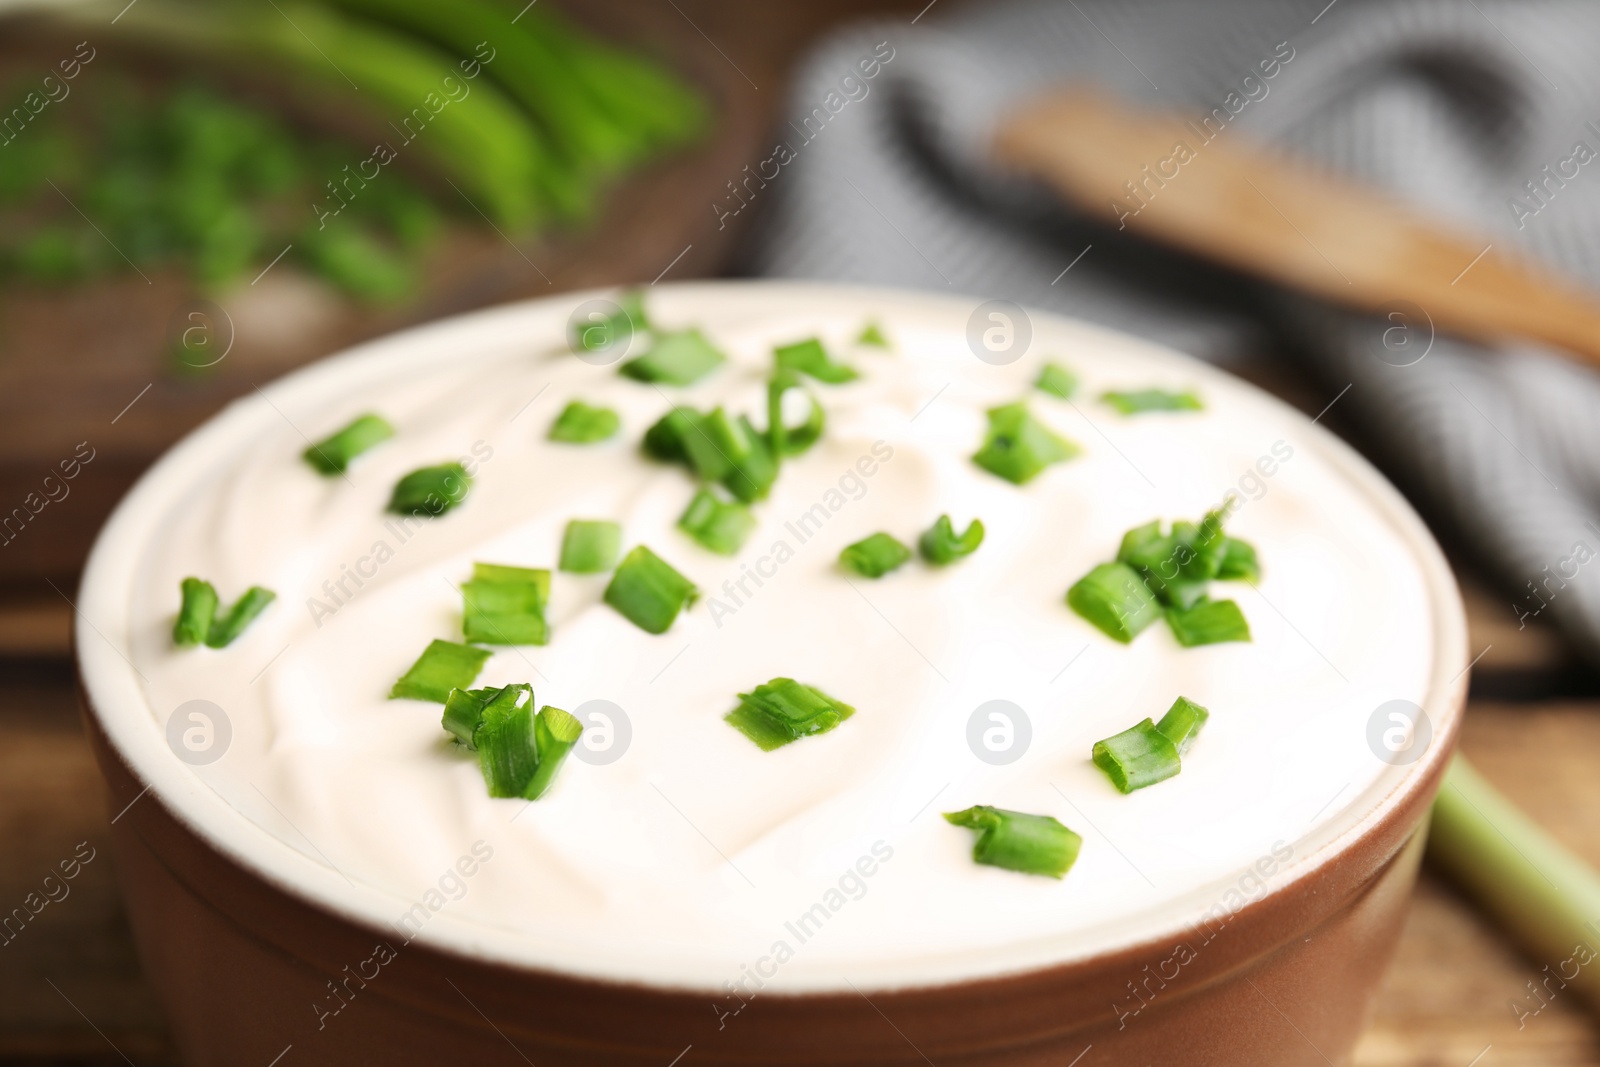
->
[748,0,1600,669]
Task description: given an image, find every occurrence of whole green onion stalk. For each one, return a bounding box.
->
[1429,754,1600,1011]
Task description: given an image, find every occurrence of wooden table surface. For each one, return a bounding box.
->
[3,2,1600,1064]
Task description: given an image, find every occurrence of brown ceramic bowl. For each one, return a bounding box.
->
[77,283,1467,1065]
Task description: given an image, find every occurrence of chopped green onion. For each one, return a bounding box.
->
[573,290,647,352]
[1117,512,1228,609]
[642,405,778,502]
[388,463,472,517]
[1092,719,1181,793]
[1155,695,1210,755]
[972,402,1079,485]
[856,321,890,348]
[719,414,779,503]
[679,488,756,556]
[774,337,858,384]
[767,371,825,457]
[442,685,497,747]
[1034,362,1078,399]
[173,577,218,647]
[1217,537,1260,582]
[1101,388,1204,414]
[524,704,583,800]
[919,515,984,565]
[474,684,539,797]
[943,806,1082,879]
[603,545,698,633]
[620,328,725,385]
[724,677,855,751]
[1166,598,1251,647]
[548,400,620,444]
[642,406,702,464]
[462,562,550,645]
[1067,561,1161,643]
[303,413,394,474]
[560,519,622,574]
[206,586,276,648]
[840,532,912,578]
[390,639,492,703]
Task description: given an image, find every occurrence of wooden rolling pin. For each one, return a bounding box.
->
[995,88,1600,366]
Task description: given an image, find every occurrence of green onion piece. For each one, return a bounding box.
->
[724,677,855,751]
[840,532,913,578]
[1217,537,1261,582]
[390,639,492,703]
[1067,561,1161,643]
[524,704,583,800]
[462,562,550,646]
[603,545,698,633]
[943,806,1082,879]
[1101,388,1204,414]
[1166,598,1251,647]
[388,463,472,517]
[548,400,620,444]
[720,414,778,503]
[919,514,985,565]
[641,406,701,464]
[303,413,394,474]
[560,519,622,574]
[173,577,218,647]
[774,337,858,384]
[678,407,738,482]
[972,402,1079,485]
[620,328,725,385]
[474,684,538,798]
[573,289,647,352]
[767,371,825,457]
[442,685,496,748]
[856,321,890,348]
[1118,512,1228,609]
[1034,362,1078,399]
[205,586,277,648]
[1092,719,1182,793]
[1155,695,1210,755]
[679,488,756,556]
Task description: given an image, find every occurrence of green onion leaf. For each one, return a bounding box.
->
[679,488,756,556]
[972,402,1079,485]
[474,684,538,798]
[548,400,620,444]
[720,415,778,503]
[1067,561,1161,643]
[1217,537,1261,582]
[856,321,890,348]
[642,406,702,464]
[767,370,825,457]
[205,586,276,648]
[560,519,622,574]
[390,639,492,703]
[173,577,218,647]
[525,704,583,800]
[620,328,725,385]
[919,515,985,565]
[840,532,913,578]
[303,413,394,474]
[1117,512,1228,609]
[442,685,496,748]
[573,289,647,353]
[462,562,550,646]
[603,545,698,633]
[943,806,1082,879]
[724,677,855,751]
[1092,719,1182,793]
[1166,598,1251,647]
[1101,388,1204,414]
[642,405,777,502]
[1155,695,1210,756]
[388,462,472,517]
[774,337,858,384]
[1034,362,1078,400]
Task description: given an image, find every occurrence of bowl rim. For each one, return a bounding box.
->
[75,279,1469,993]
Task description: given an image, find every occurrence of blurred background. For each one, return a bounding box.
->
[3,0,1600,1063]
